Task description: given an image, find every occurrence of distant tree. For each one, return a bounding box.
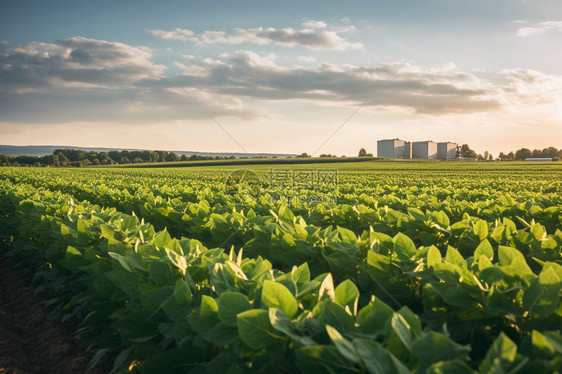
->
[14,155,37,165]
[153,150,166,162]
[107,151,121,163]
[120,156,130,164]
[358,148,373,157]
[460,144,477,158]
[507,151,515,160]
[166,152,179,162]
[542,147,559,158]
[64,149,87,162]
[488,154,493,160]
[515,148,532,160]
[86,151,98,162]
[531,149,540,158]
[39,154,57,166]
[138,150,151,162]
[99,153,112,165]
[0,154,9,166]
[296,153,311,158]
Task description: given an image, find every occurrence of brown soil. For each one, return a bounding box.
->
[0,256,109,374]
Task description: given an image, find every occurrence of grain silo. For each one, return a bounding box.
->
[403,141,412,159]
[437,142,458,159]
[377,139,410,159]
[412,141,438,159]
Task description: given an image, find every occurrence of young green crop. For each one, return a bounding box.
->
[0,161,560,373]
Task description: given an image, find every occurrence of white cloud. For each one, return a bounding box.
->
[516,20,562,36]
[149,24,363,50]
[0,37,158,92]
[430,62,457,73]
[332,25,357,33]
[302,20,327,29]
[0,38,264,123]
[147,28,195,41]
[168,51,562,115]
[3,37,561,126]
[297,56,317,63]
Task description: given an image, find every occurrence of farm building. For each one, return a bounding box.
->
[404,141,412,159]
[377,139,411,159]
[524,158,552,161]
[437,142,458,159]
[412,141,438,159]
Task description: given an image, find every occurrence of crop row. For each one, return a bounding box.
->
[0,177,561,372]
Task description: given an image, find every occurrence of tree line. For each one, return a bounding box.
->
[459,145,560,161]
[0,149,240,167]
[1,145,559,167]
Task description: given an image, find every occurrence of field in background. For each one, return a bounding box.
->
[1,160,561,373]
[96,156,382,168]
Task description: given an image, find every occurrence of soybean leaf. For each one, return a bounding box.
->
[427,246,442,268]
[426,360,474,374]
[390,313,412,349]
[218,292,251,326]
[261,280,298,318]
[479,332,517,374]
[357,298,394,337]
[474,220,488,240]
[269,308,316,346]
[352,338,392,374]
[445,246,467,269]
[296,345,360,373]
[237,309,284,350]
[138,346,206,374]
[410,331,470,364]
[393,233,417,261]
[173,279,192,305]
[474,239,494,261]
[335,279,359,316]
[326,325,360,364]
[201,323,238,346]
[313,300,355,334]
[523,267,561,316]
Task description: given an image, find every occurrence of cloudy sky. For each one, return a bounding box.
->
[1,0,561,156]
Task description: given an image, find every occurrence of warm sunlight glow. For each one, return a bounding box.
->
[556,102,562,118]
[1,1,561,156]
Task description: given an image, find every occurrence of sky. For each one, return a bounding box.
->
[1,0,561,156]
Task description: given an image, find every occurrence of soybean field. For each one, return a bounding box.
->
[0,161,561,373]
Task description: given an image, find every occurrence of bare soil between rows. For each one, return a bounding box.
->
[0,256,108,374]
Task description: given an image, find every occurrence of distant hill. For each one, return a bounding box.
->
[0,145,296,158]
